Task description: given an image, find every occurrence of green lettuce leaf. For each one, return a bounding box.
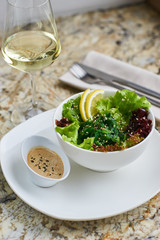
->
[77,137,95,150]
[62,95,82,122]
[97,89,151,123]
[62,135,94,150]
[111,89,151,116]
[55,121,80,144]
[96,97,112,115]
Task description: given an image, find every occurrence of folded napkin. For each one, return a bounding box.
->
[59,51,160,121]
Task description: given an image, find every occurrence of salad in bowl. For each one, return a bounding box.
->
[54,89,155,172]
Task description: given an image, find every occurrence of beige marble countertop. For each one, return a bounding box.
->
[1,2,160,239]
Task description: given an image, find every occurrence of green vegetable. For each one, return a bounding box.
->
[97,89,151,123]
[78,112,126,147]
[62,95,82,122]
[77,137,95,150]
[55,89,151,151]
[56,121,79,144]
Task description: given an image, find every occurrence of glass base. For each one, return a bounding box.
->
[11,100,56,125]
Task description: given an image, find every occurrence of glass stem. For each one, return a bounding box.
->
[29,73,37,109]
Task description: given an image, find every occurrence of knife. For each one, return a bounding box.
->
[77,62,160,107]
[77,62,160,99]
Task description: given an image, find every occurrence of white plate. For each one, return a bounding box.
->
[1,109,160,221]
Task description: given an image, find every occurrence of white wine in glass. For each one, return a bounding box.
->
[1,0,61,124]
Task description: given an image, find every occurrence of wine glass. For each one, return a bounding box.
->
[1,0,61,124]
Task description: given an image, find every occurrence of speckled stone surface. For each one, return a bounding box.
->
[1,2,160,239]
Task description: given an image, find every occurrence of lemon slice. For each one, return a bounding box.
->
[79,88,91,121]
[85,89,104,119]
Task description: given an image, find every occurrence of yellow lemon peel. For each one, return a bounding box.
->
[85,89,104,119]
[79,88,90,121]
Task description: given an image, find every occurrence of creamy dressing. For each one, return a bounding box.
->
[27,147,64,179]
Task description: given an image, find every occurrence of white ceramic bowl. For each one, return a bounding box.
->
[53,90,155,172]
[21,135,70,187]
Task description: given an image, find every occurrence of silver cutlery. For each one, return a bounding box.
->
[70,62,160,107]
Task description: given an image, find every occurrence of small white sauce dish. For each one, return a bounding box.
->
[21,135,71,187]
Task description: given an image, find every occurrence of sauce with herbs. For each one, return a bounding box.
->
[27,147,64,179]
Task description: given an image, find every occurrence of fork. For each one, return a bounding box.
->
[70,63,103,84]
[70,62,160,107]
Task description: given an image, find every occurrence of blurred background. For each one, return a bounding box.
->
[0,0,144,31]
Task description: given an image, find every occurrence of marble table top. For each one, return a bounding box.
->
[1,2,160,239]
